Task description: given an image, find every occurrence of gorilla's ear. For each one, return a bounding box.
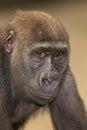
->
[4,30,15,54]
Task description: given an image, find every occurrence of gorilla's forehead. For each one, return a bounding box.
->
[11,11,69,43]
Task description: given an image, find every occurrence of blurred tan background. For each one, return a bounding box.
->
[0,0,87,130]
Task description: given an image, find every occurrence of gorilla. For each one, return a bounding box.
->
[0,11,87,130]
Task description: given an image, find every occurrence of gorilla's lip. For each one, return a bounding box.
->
[29,88,56,105]
[30,88,55,100]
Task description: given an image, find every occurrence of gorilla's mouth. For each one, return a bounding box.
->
[30,88,54,99]
[29,87,58,105]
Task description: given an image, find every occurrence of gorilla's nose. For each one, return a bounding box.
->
[39,72,58,87]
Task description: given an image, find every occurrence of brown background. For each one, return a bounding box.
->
[0,0,87,130]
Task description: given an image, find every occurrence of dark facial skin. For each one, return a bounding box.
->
[26,42,69,105]
[0,11,87,130]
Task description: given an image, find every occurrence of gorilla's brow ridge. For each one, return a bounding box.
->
[29,41,68,52]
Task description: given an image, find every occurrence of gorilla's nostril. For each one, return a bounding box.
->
[43,78,50,86]
[42,78,53,86]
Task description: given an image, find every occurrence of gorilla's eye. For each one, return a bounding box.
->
[54,52,64,61]
[36,51,46,59]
